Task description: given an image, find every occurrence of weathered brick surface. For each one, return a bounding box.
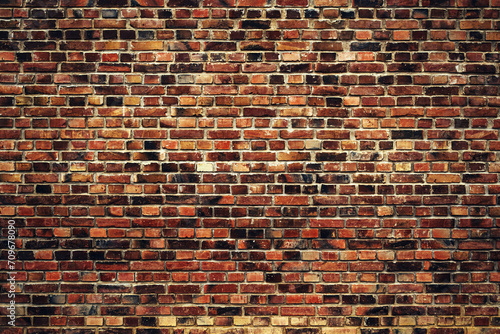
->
[0,0,499,332]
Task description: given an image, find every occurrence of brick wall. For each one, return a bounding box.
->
[1,0,500,332]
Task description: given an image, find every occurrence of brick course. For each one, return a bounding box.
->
[0,0,500,332]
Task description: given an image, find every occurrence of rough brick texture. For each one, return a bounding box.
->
[1,0,500,333]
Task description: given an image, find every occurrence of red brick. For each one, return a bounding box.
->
[350,86,385,96]
[349,63,384,72]
[236,196,272,206]
[7,3,500,331]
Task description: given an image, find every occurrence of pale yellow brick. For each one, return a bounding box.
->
[398,317,416,326]
[305,140,321,150]
[197,317,213,326]
[302,251,320,261]
[70,163,86,172]
[0,207,15,216]
[337,52,356,61]
[304,273,320,282]
[416,316,435,326]
[233,163,250,172]
[282,52,301,61]
[377,250,395,261]
[87,317,103,326]
[395,163,412,172]
[322,328,358,334]
[158,317,176,327]
[271,316,288,326]
[268,162,286,172]
[196,74,214,84]
[456,317,472,327]
[0,162,16,172]
[248,328,282,334]
[233,316,252,326]
[309,317,328,326]
[396,141,413,150]
[88,96,104,106]
[197,163,214,172]
[290,317,308,326]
